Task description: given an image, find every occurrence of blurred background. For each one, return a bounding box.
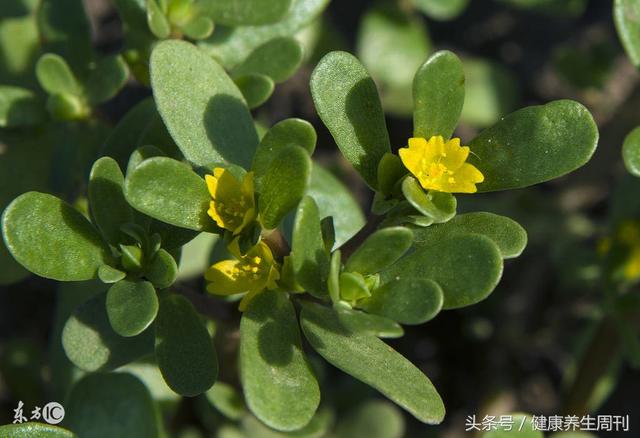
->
[1,0,640,436]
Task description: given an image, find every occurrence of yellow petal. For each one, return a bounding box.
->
[205,260,255,294]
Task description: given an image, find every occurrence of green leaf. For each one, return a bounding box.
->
[413,50,464,140]
[622,126,640,177]
[199,0,329,68]
[125,157,213,231]
[2,192,111,281]
[146,0,170,38]
[89,157,134,246]
[460,58,519,127]
[614,0,640,67]
[106,279,159,337]
[291,196,329,298]
[241,291,320,431]
[36,53,81,96]
[401,177,456,223]
[253,118,316,181]
[145,248,178,288]
[258,145,311,229]
[306,164,365,248]
[98,264,126,283]
[335,401,405,438]
[207,0,293,26]
[357,4,431,116]
[0,85,46,127]
[300,302,445,424]
[151,40,259,168]
[377,153,407,195]
[383,234,503,309]
[182,16,215,40]
[234,73,275,109]
[339,272,370,301]
[310,51,391,188]
[345,227,413,275]
[360,278,443,325]
[37,0,93,70]
[85,55,129,104]
[62,291,155,371]
[468,100,598,192]
[481,413,542,438]
[336,306,404,338]
[101,98,180,171]
[0,12,40,86]
[46,93,88,121]
[328,250,341,304]
[206,382,246,420]
[412,212,528,259]
[155,294,218,396]
[66,373,163,438]
[0,423,76,438]
[233,37,304,83]
[412,0,469,21]
[127,145,167,175]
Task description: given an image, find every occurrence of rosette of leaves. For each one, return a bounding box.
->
[115,0,326,107]
[0,41,600,437]
[0,151,220,390]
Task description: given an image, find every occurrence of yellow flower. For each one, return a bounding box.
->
[398,136,484,193]
[205,239,280,310]
[206,168,256,235]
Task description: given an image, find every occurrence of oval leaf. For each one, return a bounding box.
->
[622,126,640,177]
[241,291,320,431]
[89,157,134,246]
[306,164,366,248]
[207,0,293,26]
[360,278,443,325]
[66,373,162,438]
[300,301,445,424]
[413,50,465,140]
[155,294,218,396]
[401,177,456,223]
[336,306,404,338]
[258,144,311,229]
[382,234,503,309]
[468,100,598,192]
[345,226,413,275]
[62,291,155,371]
[2,192,111,281]
[310,51,391,188]
[106,279,158,337]
[614,0,640,68]
[234,73,275,109]
[357,3,431,115]
[233,36,304,83]
[0,423,76,438]
[199,0,329,68]
[253,118,317,181]
[151,40,259,169]
[145,248,178,289]
[412,212,528,259]
[124,157,213,231]
[0,85,46,127]
[291,196,329,298]
[36,53,81,96]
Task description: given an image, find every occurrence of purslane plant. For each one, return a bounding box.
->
[1,35,599,435]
